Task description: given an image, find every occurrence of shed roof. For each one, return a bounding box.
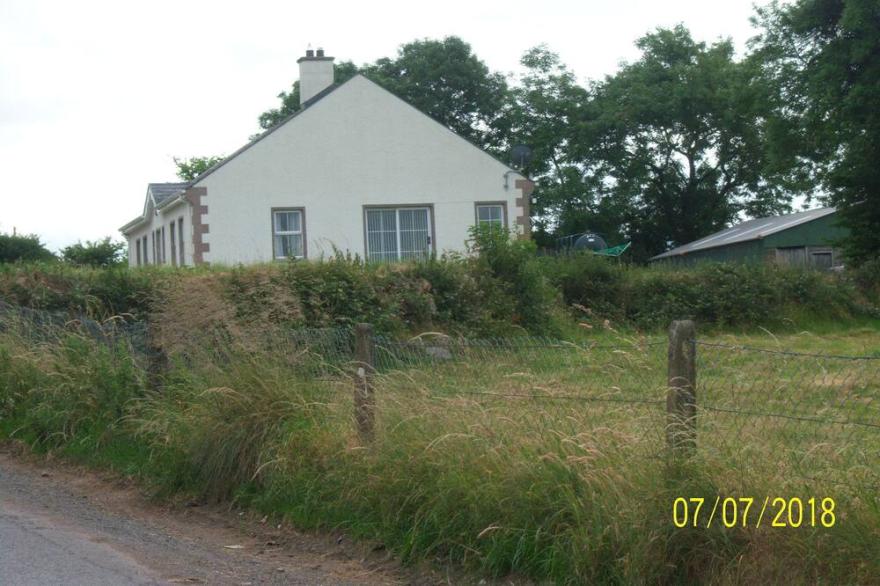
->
[651,207,837,260]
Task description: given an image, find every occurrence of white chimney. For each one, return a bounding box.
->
[298,48,334,107]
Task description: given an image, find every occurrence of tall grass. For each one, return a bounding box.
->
[0,317,878,583]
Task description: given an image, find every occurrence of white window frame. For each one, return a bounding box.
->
[272,208,306,260]
[475,202,507,230]
[364,206,434,262]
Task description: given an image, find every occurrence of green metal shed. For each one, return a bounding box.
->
[650,208,848,268]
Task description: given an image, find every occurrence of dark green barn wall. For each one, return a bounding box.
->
[654,212,849,266]
[762,213,848,248]
[665,240,764,265]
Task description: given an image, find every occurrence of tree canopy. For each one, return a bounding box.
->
[0,233,55,263]
[511,28,795,258]
[591,26,791,257]
[174,155,226,182]
[753,0,880,264]
[362,37,511,152]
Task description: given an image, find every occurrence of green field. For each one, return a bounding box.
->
[1,317,878,584]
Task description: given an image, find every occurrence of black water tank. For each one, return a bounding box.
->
[574,233,607,251]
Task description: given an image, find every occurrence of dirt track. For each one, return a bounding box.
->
[0,449,405,585]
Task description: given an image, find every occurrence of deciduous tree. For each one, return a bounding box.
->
[753,0,880,264]
[587,26,791,257]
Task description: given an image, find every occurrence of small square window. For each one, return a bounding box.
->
[272,209,305,259]
[475,203,505,229]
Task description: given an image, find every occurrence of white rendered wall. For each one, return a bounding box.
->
[194,75,527,265]
[125,198,192,267]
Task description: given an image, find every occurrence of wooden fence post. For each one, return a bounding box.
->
[354,323,376,442]
[667,320,696,457]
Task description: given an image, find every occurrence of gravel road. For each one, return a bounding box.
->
[0,451,402,585]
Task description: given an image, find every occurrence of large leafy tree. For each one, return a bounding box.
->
[510,47,627,247]
[587,26,792,257]
[362,37,511,152]
[753,0,880,264]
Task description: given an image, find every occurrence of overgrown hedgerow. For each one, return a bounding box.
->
[538,254,878,329]
[0,241,877,339]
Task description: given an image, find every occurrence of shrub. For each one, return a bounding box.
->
[468,226,559,334]
[850,257,880,301]
[540,255,872,329]
[0,233,55,263]
[0,263,158,319]
[60,237,126,268]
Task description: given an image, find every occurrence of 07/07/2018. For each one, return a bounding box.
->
[672,496,836,529]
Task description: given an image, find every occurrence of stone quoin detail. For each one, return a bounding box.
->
[514,179,534,240]
[184,186,209,265]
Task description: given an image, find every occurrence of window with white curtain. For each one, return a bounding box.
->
[475,203,506,229]
[365,207,432,262]
[272,209,305,259]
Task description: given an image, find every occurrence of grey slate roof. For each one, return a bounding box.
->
[651,207,837,260]
[148,182,189,206]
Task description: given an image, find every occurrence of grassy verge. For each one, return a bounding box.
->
[1,320,878,584]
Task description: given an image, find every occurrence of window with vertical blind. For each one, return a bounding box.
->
[475,202,506,230]
[272,208,305,259]
[364,207,432,262]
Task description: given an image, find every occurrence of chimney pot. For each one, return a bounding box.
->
[316,48,324,57]
[305,49,314,58]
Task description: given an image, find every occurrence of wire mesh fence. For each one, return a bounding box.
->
[368,330,670,459]
[695,340,880,493]
[1,303,878,493]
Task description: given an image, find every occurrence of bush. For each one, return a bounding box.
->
[0,233,55,263]
[60,237,126,268]
[540,255,873,329]
[850,257,880,301]
[468,227,560,334]
[0,263,158,319]
[1,253,876,342]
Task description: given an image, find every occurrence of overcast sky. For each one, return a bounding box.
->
[1,0,772,250]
